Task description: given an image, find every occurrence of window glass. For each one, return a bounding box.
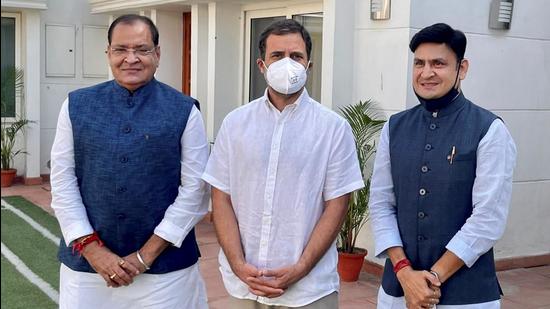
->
[1,16,16,117]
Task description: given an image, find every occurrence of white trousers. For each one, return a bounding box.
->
[59,263,208,309]
[377,286,500,309]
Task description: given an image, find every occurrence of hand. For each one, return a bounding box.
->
[397,267,441,308]
[81,242,137,287]
[231,261,284,298]
[247,264,307,298]
[122,252,147,274]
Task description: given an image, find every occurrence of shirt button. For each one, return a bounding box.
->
[421,165,429,173]
[123,125,131,133]
[418,235,426,241]
[419,188,427,196]
[418,211,426,219]
[429,123,437,130]
[126,100,134,108]
[116,213,126,219]
[120,156,128,163]
[117,186,127,193]
[424,144,432,151]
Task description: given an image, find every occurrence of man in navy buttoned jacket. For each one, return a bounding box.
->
[51,14,209,309]
[370,23,516,309]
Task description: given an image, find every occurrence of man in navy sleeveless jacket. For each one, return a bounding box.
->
[370,23,516,308]
[50,14,209,308]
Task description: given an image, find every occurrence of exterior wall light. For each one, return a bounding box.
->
[489,0,514,29]
[371,0,391,20]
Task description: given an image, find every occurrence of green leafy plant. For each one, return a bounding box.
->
[338,100,385,254]
[1,67,31,170]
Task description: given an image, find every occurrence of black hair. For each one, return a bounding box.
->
[108,14,159,46]
[258,19,312,60]
[409,23,466,62]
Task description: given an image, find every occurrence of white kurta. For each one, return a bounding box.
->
[370,119,517,309]
[203,89,365,307]
[51,99,210,308]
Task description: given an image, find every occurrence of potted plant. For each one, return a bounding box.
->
[1,67,31,187]
[337,100,385,282]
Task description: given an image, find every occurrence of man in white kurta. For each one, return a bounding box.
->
[203,19,364,309]
[50,14,209,309]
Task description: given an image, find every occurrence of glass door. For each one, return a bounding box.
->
[244,4,323,103]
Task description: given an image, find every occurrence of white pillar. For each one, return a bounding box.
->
[191,3,210,136]
[206,2,242,141]
[22,10,42,184]
[321,0,355,111]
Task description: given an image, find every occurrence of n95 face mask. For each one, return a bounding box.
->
[263,57,309,95]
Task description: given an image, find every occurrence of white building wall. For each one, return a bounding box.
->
[39,0,109,175]
[352,0,413,265]
[354,0,550,264]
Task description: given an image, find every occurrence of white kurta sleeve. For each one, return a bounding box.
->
[322,120,365,201]
[446,119,517,267]
[369,122,403,258]
[50,98,94,246]
[202,119,232,194]
[154,106,210,248]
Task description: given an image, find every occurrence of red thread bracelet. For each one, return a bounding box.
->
[393,258,412,274]
[72,232,104,256]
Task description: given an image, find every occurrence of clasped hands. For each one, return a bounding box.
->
[397,267,442,309]
[233,261,308,298]
[81,242,152,288]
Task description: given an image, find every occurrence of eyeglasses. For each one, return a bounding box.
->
[109,46,157,57]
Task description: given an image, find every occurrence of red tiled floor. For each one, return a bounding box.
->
[2,183,550,308]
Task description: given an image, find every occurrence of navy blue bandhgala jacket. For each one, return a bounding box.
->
[382,93,501,305]
[58,79,200,274]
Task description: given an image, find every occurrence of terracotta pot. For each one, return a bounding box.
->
[1,169,17,187]
[337,248,368,282]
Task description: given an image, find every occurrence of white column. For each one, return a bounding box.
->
[22,10,42,184]
[321,0,355,111]
[206,2,242,141]
[191,3,210,137]
[206,2,217,142]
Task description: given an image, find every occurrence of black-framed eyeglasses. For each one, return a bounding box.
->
[109,46,157,57]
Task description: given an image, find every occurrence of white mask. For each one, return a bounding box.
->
[263,57,309,95]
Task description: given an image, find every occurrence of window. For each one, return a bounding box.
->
[1,13,21,119]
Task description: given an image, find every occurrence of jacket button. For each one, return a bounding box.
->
[123,126,131,133]
[117,186,127,193]
[417,235,425,241]
[116,213,125,219]
[418,211,426,219]
[419,188,427,196]
[421,165,429,173]
[120,156,128,163]
[429,123,437,130]
[424,144,432,151]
